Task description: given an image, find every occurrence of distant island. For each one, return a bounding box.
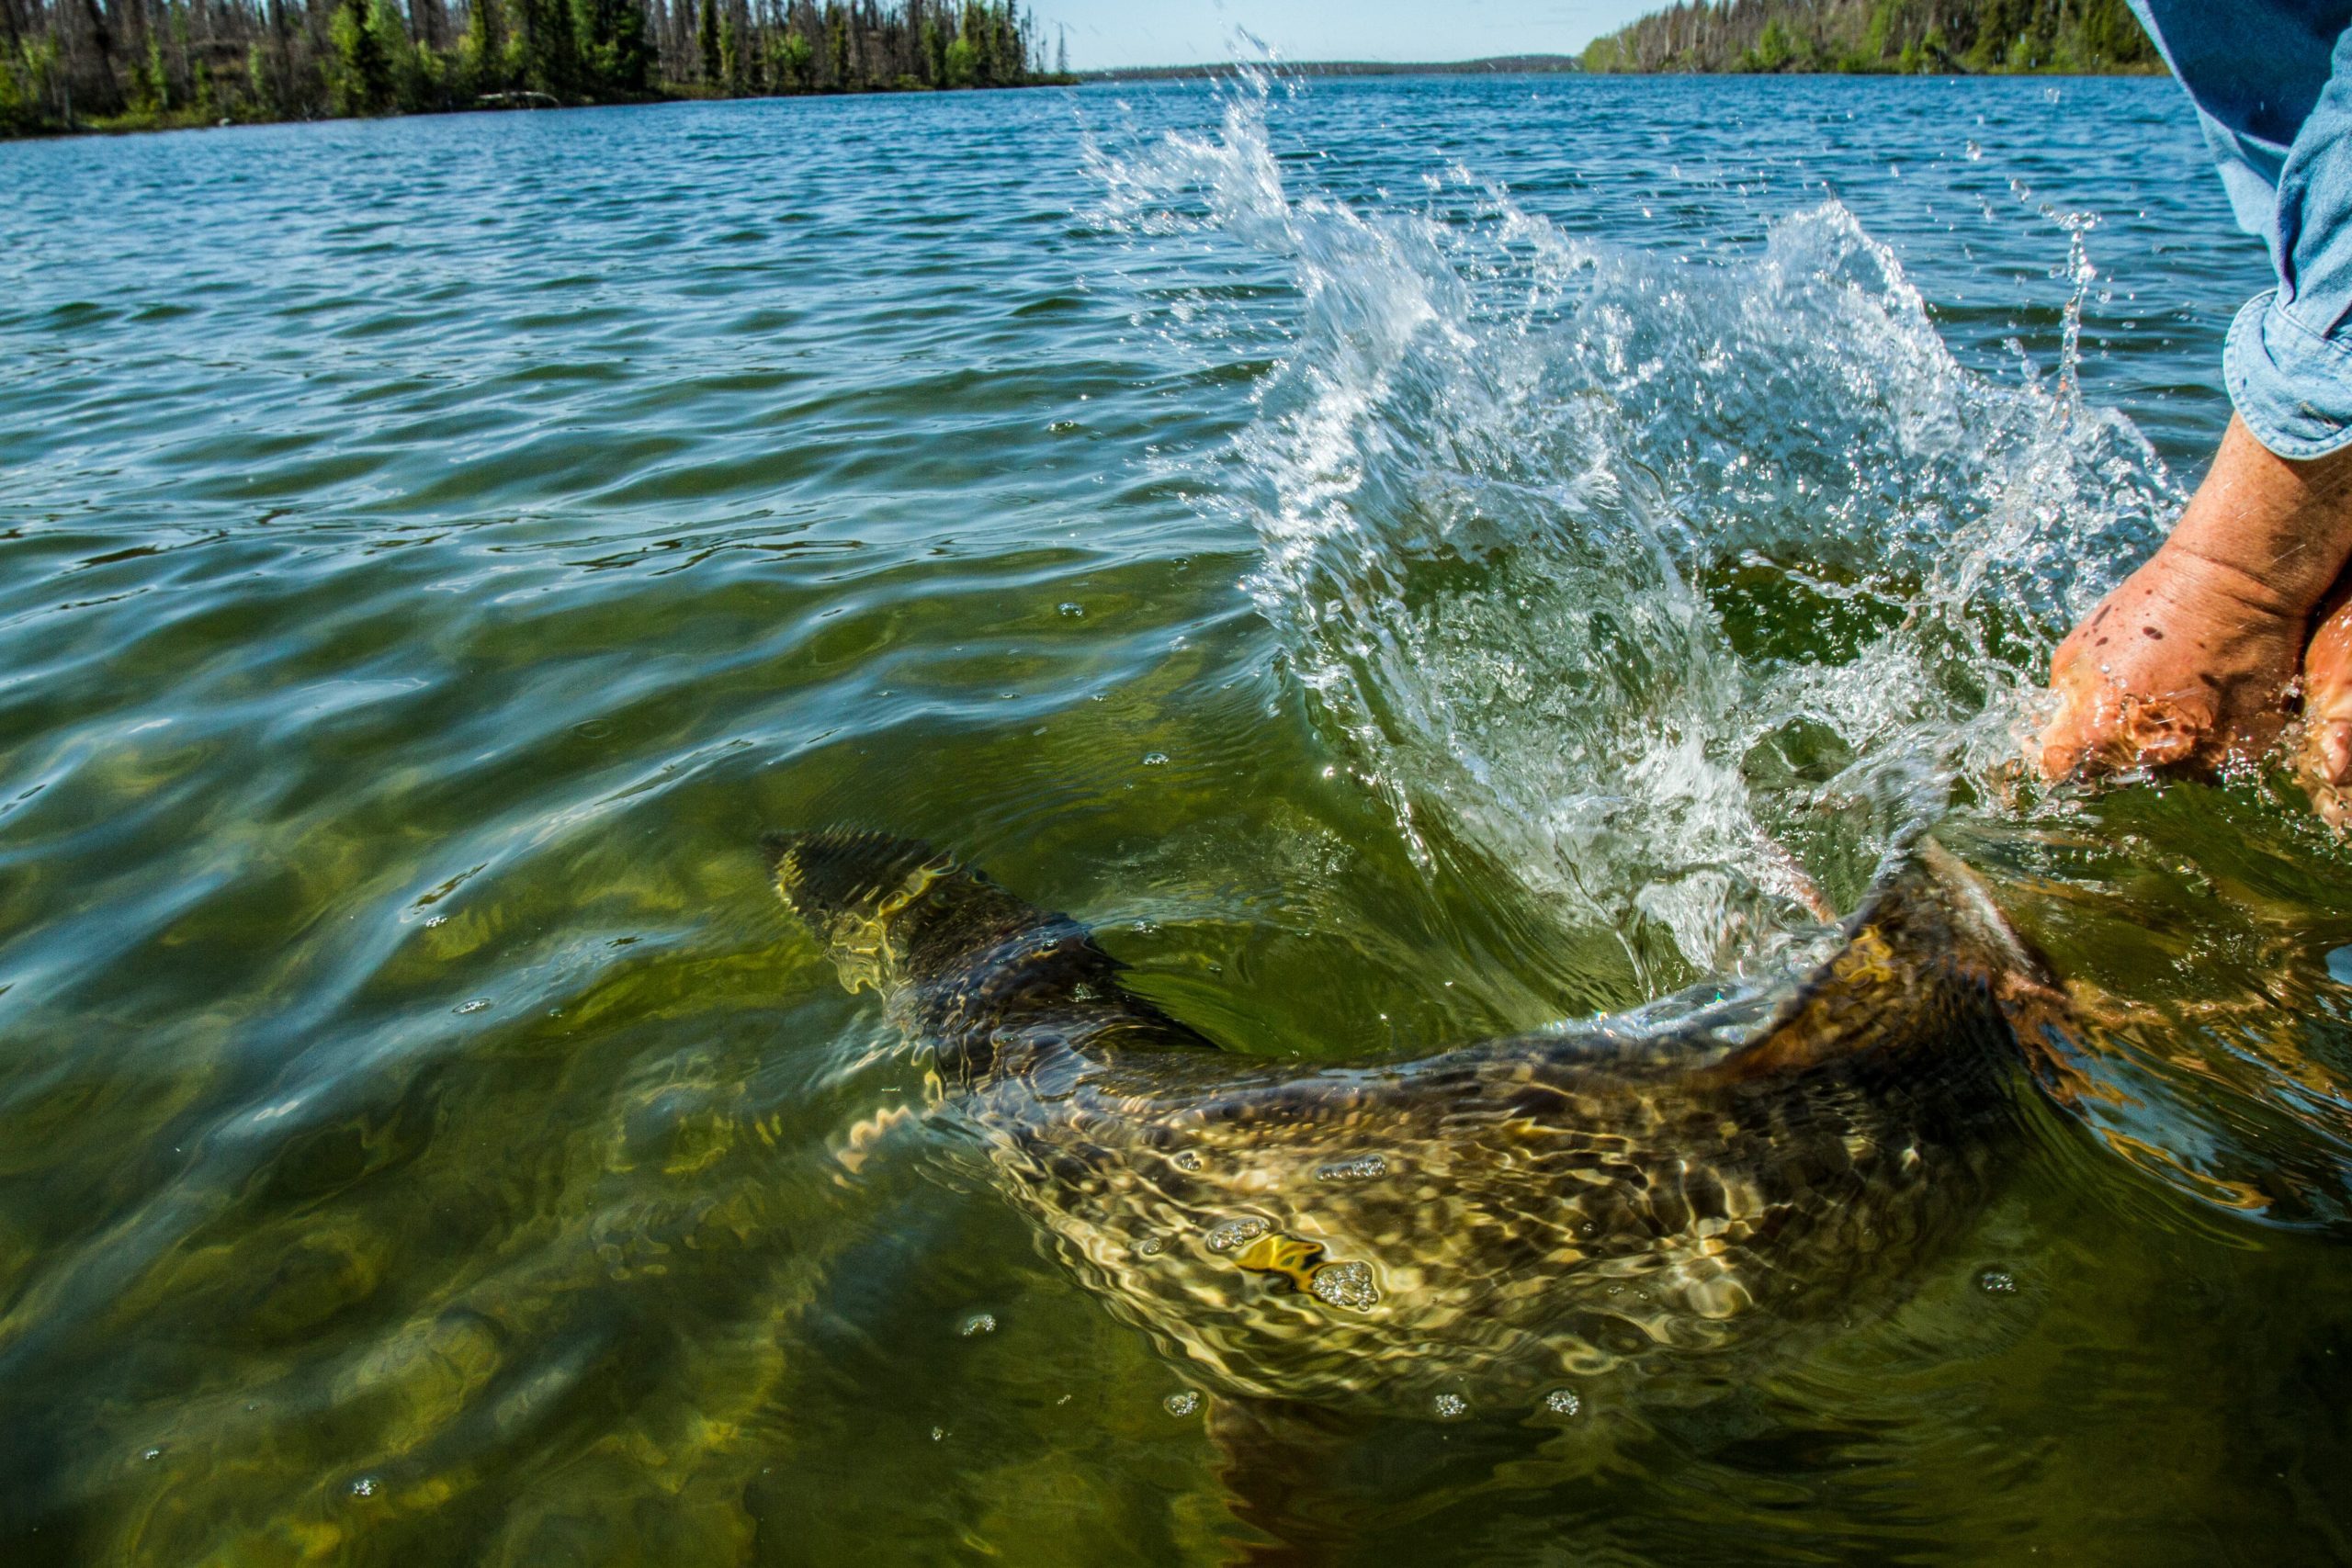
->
[1081,56,1584,83]
[1581,0,2160,74]
[0,0,1069,138]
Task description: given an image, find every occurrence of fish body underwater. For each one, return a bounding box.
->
[766,829,2056,1419]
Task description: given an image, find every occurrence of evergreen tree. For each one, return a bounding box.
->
[1,0,1064,130]
[570,0,650,92]
[773,24,810,89]
[459,0,507,93]
[326,0,389,112]
[511,0,580,96]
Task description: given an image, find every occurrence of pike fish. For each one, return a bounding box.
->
[766,829,2056,1418]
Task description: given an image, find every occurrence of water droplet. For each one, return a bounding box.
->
[1544,1388,1582,1417]
[454,998,491,1015]
[1057,602,1085,618]
[1141,751,1170,767]
[1163,1390,1201,1417]
[1432,1393,1468,1419]
[1307,1260,1379,1311]
[349,1476,376,1497]
[1977,1267,2018,1295]
[1204,1217,1270,1254]
[958,1312,997,1337]
[1316,1153,1388,1182]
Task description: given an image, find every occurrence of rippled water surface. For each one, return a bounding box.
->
[6,74,2352,1564]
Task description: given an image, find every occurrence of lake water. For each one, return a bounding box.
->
[5,72,2352,1564]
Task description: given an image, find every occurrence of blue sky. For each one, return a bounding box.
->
[1026,1,1663,71]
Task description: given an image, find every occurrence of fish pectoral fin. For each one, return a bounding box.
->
[1204,1395,1381,1563]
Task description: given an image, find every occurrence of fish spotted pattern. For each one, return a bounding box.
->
[767,829,2055,1416]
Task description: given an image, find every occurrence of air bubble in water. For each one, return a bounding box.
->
[1308,1260,1379,1310]
[350,1476,377,1497]
[1204,1217,1270,1253]
[454,998,490,1015]
[1141,751,1170,767]
[1544,1388,1582,1417]
[959,1312,998,1337]
[1164,1390,1202,1416]
[1977,1267,2018,1295]
[1316,1153,1389,1182]
[1057,602,1085,618]
[1432,1393,1468,1419]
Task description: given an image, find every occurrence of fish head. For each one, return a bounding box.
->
[763,827,1052,1000]
[763,829,958,995]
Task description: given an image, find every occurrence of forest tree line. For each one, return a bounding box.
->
[0,0,1065,134]
[1581,0,2159,74]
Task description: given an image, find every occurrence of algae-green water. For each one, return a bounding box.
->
[4,74,2350,1564]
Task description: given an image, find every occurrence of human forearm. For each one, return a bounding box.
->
[2158,414,2352,618]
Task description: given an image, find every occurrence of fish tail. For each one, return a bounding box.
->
[1707,840,2061,1083]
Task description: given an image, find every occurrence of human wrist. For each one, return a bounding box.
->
[2160,417,2352,618]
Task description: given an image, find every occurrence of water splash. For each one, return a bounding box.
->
[1091,76,2178,993]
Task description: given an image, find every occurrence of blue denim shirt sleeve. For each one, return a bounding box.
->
[2133,1,2352,458]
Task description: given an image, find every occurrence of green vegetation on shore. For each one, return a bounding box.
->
[1080,55,1585,83]
[0,0,1065,136]
[1582,0,2159,74]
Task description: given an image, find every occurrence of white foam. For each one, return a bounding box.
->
[1090,77,2177,991]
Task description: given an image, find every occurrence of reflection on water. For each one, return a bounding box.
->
[1,72,2349,1564]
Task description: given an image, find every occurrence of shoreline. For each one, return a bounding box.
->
[6,62,2178,144]
[1081,60,2163,83]
[2,77,1080,143]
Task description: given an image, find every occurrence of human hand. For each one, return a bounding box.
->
[2297,584,2352,827]
[2037,416,2352,789]
[2035,542,2304,783]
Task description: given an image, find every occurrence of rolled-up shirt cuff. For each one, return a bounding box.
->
[2224,288,2352,460]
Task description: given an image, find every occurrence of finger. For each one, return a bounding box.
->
[2302,584,2352,789]
[2314,720,2352,786]
[2036,726,2087,784]
[2112,696,2205,771]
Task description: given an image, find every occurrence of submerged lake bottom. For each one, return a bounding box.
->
[3,72,2352,1565]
